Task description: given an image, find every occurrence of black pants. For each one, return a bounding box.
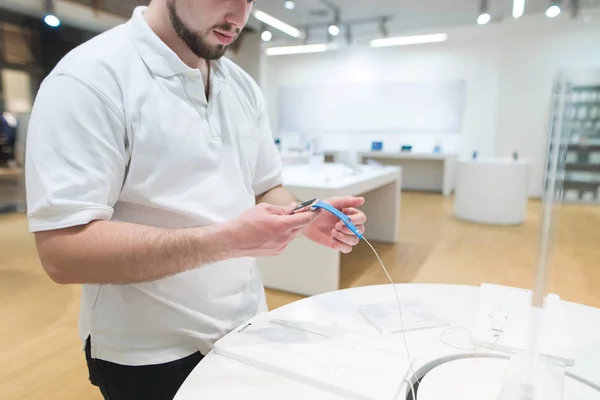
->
[85,337,204,400]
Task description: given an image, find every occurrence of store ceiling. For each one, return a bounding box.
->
[68,0,600,39]
[1,0,598,39]
[249,0,600,38]
[69,0,149,18]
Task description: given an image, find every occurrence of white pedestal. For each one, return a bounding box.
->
[258,163,402,296]
[453,159,529,225]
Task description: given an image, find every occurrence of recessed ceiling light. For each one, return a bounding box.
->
[328,25,340,36]
[261,31,272,42]
[284,1,295,10]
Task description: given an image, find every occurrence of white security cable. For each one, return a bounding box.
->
[363,237,417,399]
[297,199,417,398]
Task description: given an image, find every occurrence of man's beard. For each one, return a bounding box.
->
[167,1,238,60]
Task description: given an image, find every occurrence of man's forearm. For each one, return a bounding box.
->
[34,220,238,285]
[256,185,299,206]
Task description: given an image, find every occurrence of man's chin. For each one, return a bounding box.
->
[188,43,228,60]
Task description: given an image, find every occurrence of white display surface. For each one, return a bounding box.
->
[258,163,401,296]
[214,313,408,400]
[418,358,600,400]
[454,158,530,225]
[174,284,600,400]
[358,151,457,196]
[327,151,457,196]
[471,284,575,364]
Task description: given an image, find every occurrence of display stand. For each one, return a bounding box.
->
[546,68,600,204]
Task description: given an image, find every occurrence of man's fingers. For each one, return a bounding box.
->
[281,202,298,215]
[281,210,319,229]
[341,208,367,225]
[332,229,360,246]
[331,238,353,254]
[336,223,366,236]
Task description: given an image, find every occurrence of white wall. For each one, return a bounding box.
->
[260,15,600,197]
[2,69,33,113]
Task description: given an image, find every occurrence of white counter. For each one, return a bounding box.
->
[328,151,456,196]
[174,284,600,400]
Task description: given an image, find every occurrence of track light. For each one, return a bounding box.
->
[477,0,491,25]
[379,17,389,37]
[476,13,490,25]
[284,0,295,10]
[513,0,526,19]
[345,25,352,44]
[477,13,491,24]
[328,10,341,37]
[571,0,580,18]
[44,0,60,28]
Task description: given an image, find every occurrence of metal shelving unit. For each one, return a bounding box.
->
[544,70,600,205]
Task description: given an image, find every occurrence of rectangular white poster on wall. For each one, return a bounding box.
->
[278,80,466,134]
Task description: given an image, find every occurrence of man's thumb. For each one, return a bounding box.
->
[281,202,299,215]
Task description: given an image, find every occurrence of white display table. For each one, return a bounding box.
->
[174,284,600,400]
[453,158,530,225]
[348,151,456,196]
[257,163,402,296]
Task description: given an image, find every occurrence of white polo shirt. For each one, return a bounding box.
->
[25,6,283,365]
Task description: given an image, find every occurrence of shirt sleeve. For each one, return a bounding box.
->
[25,73,128,233]
[251,91,283,196]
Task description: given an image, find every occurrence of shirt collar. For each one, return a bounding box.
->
[126,6,229,80]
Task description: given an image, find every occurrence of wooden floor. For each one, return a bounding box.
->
[1,192,598,399]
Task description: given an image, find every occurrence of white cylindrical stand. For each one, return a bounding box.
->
[418,358,598,400]
[453,158,529,225]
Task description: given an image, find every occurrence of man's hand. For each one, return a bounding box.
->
[302,197,366,253]
[228,202,319,258]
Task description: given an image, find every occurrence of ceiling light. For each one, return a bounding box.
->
[328,25,340,36]
[370,33,449,48]
[261,30,272,42]
[44,14,60,27]
[253,10,301,38]
[379,18,389,37]
[477,12,491,25]
[513,0,526,19]
[265,43,334,56]
[44,0,60,28]
[477,0,491,25]
[546,4,561,17]
[284,0,295,10]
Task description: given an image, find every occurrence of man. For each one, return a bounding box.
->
[25,0,366,399]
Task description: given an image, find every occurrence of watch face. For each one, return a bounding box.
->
[293,198,318,213]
